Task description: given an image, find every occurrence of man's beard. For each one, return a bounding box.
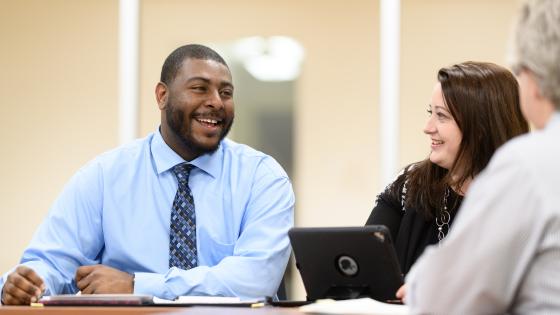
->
[165,102,233,157]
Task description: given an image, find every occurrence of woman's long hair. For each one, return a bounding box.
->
[392,62,529,219]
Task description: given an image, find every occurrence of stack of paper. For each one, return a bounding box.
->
[153,295,262,306]
[299,298,409,315]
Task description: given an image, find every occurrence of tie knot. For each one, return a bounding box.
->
[172,163,193,185]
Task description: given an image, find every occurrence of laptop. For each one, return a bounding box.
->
[289,225,403,302]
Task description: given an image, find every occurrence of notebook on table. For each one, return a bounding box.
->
[39,294,153,306]
[289,225,404,302]
[39,294,263,307]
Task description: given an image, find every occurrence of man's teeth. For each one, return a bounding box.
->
[198,118,219,124]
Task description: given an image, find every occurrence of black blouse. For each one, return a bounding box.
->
[365,173,463,275]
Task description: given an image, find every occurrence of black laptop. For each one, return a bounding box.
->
[289,225,403,302]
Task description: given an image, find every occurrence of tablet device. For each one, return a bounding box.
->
[289,225,403,302]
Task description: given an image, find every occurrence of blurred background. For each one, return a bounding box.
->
[0,0,521,299]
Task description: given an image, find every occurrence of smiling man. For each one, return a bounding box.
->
[0,44,294,305]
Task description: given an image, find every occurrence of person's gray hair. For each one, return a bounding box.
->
[509,0,560,109]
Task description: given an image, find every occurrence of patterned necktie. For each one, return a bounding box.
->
[169,163,197,270]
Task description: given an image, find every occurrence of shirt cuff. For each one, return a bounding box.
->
[0,272,8,304]
[133,272,172,300]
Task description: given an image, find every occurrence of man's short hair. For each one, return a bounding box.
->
[510,0,560,108]
[160,44,229,85]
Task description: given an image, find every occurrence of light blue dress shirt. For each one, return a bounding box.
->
[0,129,294,300]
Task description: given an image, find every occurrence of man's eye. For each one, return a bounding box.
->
[220,90,233,97]
[192,86,206,91]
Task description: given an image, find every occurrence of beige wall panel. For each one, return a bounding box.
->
[400,0,520,169]
[0,0,117,273]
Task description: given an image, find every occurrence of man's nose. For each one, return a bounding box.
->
[205,89,224,109]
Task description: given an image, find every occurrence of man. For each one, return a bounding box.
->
[402,0,560,313]
[0,44,294,305]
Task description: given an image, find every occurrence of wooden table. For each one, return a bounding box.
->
[0,306,303,315]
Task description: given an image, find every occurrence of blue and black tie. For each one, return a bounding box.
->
[169,163,197,270]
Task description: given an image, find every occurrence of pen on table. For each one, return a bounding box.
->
[31,283,47,305]
[30,291,45,307]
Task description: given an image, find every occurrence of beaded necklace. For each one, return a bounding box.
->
[435,187,451,242]
[401,183,451,243]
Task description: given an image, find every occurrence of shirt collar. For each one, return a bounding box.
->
[151,127,222,179]
[545,112,560,130]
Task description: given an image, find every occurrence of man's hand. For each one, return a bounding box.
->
[1,265,45,305]
[75,265,134,294]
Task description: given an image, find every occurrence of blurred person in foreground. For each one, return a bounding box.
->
[0,44,294,305]
[403,0,560,313]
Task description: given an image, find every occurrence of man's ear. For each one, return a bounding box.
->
[155,82,168,110]
[532,76,546,102]
[526,69,544,101]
